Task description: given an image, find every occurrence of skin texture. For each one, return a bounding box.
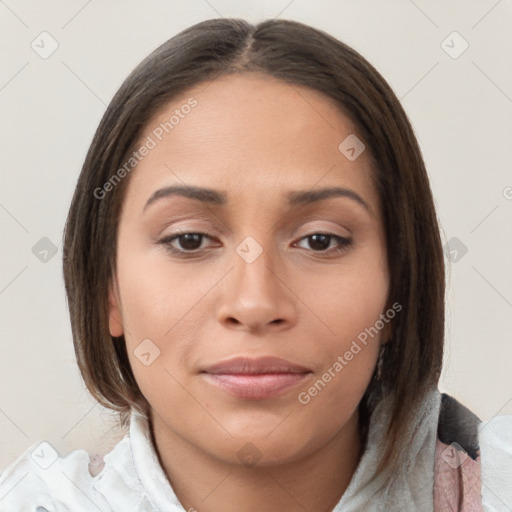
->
[108,73,390,512]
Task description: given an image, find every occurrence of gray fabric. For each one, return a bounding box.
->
[334,388,442,511]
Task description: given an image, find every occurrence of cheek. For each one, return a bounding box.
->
[117,246,215,337]
[300,250,389,344]
[115,250,221,387]
[293,247,388,399]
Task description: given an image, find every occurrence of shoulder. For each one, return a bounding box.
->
[434,393,512,510]
[478,414,512,511]
[0,434,150,511]
[0,440,97,511]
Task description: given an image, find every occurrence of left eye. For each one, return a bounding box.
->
[295,233,352,252]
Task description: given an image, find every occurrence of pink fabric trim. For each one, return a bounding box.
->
[433,439,484,511]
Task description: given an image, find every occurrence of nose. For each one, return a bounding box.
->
[215,243,297,334]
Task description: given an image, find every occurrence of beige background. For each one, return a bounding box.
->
[1,0,511,471]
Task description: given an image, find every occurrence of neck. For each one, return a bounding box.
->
[150,410,362,512]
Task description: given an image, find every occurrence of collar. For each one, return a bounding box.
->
[334,387,442,511]
[128,410,185,512]
[125,388,442,511]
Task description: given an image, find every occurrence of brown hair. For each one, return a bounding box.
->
[62,18,444,476]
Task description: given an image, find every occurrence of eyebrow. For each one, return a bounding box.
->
[143,185,370,213]
[143,185,227,212]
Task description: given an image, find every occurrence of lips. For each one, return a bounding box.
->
[202,356,312,375]
[201,356,312,400]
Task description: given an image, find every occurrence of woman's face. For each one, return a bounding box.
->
[108,73,390,466]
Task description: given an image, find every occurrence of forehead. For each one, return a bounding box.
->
[123,73,377,213]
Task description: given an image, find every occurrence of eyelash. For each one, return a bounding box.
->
[157,231,353,257]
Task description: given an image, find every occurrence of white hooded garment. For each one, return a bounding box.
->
[0,388,510,511]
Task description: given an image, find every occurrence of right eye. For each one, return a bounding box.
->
[158,232,217,255]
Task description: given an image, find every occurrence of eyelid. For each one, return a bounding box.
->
[294,220,352,239]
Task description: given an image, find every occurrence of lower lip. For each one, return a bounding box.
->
[202,372,310,400]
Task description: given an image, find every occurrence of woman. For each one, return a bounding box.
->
[0,17,510,512]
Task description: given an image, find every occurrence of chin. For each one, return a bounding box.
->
[221,428,317,467]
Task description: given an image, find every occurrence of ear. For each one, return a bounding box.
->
[108,277,124,337]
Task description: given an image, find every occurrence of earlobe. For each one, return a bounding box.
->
[108,278,124,337]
